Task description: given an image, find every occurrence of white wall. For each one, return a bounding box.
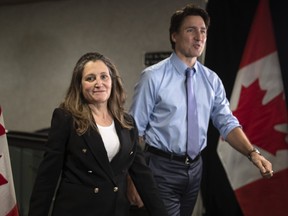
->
[0,0,206,132]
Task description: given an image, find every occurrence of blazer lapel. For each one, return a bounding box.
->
[110,120,133,173]
[82,128,115,181]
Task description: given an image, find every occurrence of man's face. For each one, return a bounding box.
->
[172,15,207,59]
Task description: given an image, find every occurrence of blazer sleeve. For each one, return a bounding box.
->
[128,117,168,216]
[28,108,71,216]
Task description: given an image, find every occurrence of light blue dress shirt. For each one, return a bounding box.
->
[129,52,240,155]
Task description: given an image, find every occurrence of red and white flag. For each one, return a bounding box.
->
[0,106,19,216]
[217,0,288,215]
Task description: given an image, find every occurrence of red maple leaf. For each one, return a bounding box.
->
[0,173,8,186]
[0,154,8,186]
[233,79,288,155]
[0,123,5,136]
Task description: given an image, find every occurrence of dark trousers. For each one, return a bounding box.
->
[144,151,203,216]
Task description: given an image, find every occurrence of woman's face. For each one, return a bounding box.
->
[81,60,112,105]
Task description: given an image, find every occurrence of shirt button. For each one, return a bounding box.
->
[88,170,93,173]
[82,148,87,153]
[113,187,118,192]
[94,188,99,193]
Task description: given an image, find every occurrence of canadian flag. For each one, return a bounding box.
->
[0,106,19,216]
[217,0,288,215]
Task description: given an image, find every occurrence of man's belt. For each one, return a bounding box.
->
[145,144,200,165]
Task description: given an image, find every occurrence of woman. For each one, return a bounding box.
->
[28,52,167,216]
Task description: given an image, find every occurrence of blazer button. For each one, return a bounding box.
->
[94,188,99,193]
[113,187,118,192]
[82,148,87,153]
[129,151,133,155]
[88,170,93,173]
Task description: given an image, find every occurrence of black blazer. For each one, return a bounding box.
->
[28,108,167,216]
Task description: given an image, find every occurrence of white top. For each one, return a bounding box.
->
[97,120,120,162]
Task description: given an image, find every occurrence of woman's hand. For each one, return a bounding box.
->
[127,175,144,208]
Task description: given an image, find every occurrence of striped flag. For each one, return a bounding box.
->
[217,0,288,215]
[0,106,19,216]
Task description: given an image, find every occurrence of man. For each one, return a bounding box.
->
[128,3,273,216]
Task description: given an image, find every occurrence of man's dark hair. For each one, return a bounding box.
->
[169,3,210,50]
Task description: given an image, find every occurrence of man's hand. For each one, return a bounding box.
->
[250,152,273,178]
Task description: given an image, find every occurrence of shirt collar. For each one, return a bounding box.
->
[171,52,199,75]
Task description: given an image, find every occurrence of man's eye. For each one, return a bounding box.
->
[201,30,207,35]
